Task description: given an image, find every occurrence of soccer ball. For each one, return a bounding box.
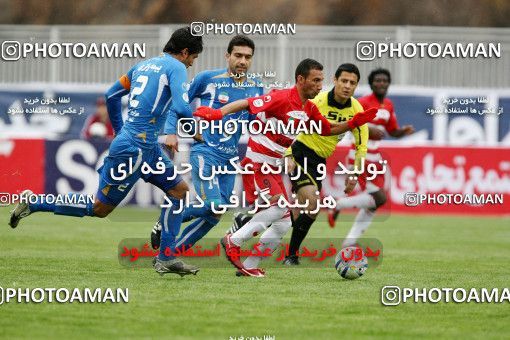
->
[335,246,368,280]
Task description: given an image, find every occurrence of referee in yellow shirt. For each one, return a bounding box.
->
[283,63,368,265]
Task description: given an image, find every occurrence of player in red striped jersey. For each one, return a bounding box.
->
[329,68,414,247]
[195,59,377,276]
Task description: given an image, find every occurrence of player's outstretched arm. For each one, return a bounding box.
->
[168,66,193,120]
[328,107,377,135]
[193,99,249,120]
[105,78,130,134]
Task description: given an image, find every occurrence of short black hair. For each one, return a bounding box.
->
[368,68,391,85]
[227,35,255,54]
[163,27,203,55]
[334,63,360,82]
[295,58,323,81]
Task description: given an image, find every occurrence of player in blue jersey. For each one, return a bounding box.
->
[149,35,263,252]
[9,27,203,277]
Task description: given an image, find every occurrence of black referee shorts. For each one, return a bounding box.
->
[290,140,326,193]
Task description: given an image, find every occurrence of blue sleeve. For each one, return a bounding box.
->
[164,109,179,135]
[163,66,196,134]
[187,72,206,102]
[105,68,133,134]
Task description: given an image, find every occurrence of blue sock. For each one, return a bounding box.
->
[158,196,184,261]
[182,203,212,221]
[181,207,194,223]
[175,216,220,249]
[30,193,94,217]
[29,197,55,213]
[153,204,201,230]
[155,204,213,234]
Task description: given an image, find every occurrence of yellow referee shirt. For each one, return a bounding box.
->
[288,89,368,167]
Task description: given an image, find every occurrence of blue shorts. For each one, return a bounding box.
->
[190,150,236,207]
[96,134,182,206]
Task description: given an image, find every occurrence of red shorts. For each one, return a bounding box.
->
[358,172,384,192]
[241,157,288,205]
[357,162,386,192]
[347,152,386,193]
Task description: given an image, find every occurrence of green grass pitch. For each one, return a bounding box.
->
[0,207,509,339]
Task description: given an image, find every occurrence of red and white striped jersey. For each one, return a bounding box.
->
[245,86,331,166]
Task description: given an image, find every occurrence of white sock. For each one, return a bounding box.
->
[343,209,375,247]
[337,193,376,210]
[243,216,291,269]
[230,205,287,246]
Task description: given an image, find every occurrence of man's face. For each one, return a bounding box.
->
[371,73,390,97]
[298,69,324,99]
[182,52,199,68]
[226,45,253,76]
[333,71,359,102]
